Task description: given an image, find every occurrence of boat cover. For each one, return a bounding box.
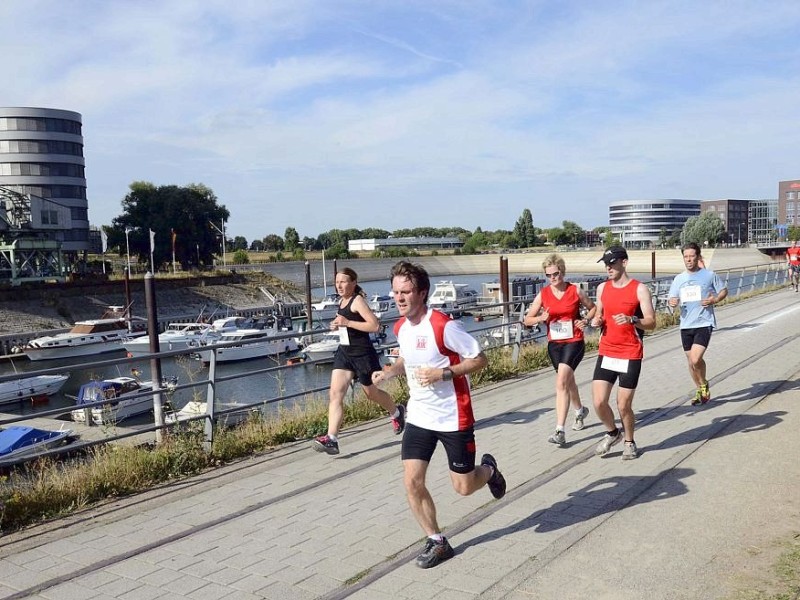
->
[0,426,63,456]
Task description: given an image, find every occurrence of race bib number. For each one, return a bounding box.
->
[549,319,574,340]
[679,284,702,304]
[601,356,629,373]
[338,327,350,346]
[405,364,430,391]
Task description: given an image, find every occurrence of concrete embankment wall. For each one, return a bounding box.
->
[257,247,777,286]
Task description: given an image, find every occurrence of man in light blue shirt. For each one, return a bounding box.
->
[668,242,728,405]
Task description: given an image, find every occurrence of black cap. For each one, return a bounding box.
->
[597,246,628,265]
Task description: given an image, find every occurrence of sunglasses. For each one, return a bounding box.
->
[545,271,561,278]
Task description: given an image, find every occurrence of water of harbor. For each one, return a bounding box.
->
[0,273,519,427]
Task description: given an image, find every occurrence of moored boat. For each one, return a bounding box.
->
[70,375,156,425]
[0,373,70,407]
[123,322,212,356]
[304,294,340,321]
[166,400,257,427]
[191,315,299,363]
[428,281,479,316]
[22,306,144,362]
[368,294,399,321]
[0,425,74,461]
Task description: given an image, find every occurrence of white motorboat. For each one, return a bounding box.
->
[166,400,257,427]
[302,327,387,363]
[123,322,213,357]
[0,425,74,461]
[22,306,143,362]
[480,323,543,349]
[305,294,341,321]
[70,375,156,425]
[192,315,299,363]
[428,281,479,316]
[368,294,400,321]
[0,373,70,407]
[302,331,342,362]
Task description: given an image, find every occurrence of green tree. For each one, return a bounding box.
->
[249,239,265,251]
[284,227,300,251]
[513,209,536,248]
[561,220,585,246]
[263,234,284,251]
[682,212,726,247]
[231,236,248,251]
[108,181,229,269]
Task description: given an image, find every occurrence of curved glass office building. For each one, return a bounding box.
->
[609,199,700,248]
[0,107,89,253]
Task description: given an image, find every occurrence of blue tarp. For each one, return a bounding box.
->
[0,426,63,456]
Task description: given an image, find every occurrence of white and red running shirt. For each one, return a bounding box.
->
[393,308,482,432]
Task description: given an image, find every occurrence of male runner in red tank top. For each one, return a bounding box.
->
[589,247,656,460]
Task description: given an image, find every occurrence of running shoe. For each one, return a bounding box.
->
[691,389,703,406]
[572,406,590,431]
[481,453,507,499]
[415,537,455,569]
[595,429,622,456]
[312,435,340,455]
[622,441,639,460]
[547,430,566,447]
[700,383,711,404]
[392,404,406,435]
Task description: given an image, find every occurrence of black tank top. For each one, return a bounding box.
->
[338,296,373,354]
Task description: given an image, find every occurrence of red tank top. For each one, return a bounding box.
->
[598,279,643,360]
[541,282,583,343]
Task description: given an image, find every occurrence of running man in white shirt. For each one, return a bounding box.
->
[372,261,506,569]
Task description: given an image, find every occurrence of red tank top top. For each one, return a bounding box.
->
[598,279,643,360]
[541,282,583,343]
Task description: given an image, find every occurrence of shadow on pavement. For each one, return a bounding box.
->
[459,468,694,549]
[649,411,786,453]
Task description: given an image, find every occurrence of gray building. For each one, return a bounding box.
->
[609,199,700,248]
[0,107,90,253]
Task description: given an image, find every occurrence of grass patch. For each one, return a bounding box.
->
[728,533,800,600]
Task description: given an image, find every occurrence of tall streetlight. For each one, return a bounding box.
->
[738,222,743,247]
[125,227,132,274]
[208,219,227,268]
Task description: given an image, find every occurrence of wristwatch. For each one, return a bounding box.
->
[629,315,640,325]
[442,367,454,382]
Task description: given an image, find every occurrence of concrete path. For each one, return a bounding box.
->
[1,287,798,599]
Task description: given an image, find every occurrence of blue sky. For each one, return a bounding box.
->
[2,0,799,243]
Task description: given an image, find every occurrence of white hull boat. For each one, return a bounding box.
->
[0,373,70,406]
[192,315,299,364]
[123,322,212,356]
[22,307,142,362]
[0,425,74,461]
[368,294,399,321]
[305,294,340,321]
[302,332,341,362]
[429,281,479,316]
[166,400,256,427]
[70,376,155,425]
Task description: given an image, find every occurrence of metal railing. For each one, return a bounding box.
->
[0,261,788,468]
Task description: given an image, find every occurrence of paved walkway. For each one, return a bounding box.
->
[1,288,799,599]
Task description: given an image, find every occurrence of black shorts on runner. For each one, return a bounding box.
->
[401,422,476,474]
[592,355,643,389]
[332,348,382,386]
[547,340,585,372]
[680,326,712,351]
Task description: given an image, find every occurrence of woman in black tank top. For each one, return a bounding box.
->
[312,268,406,456]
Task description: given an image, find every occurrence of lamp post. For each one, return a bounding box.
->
[738,223,743,247]
[125,227,131,274]
[208,220,227,268]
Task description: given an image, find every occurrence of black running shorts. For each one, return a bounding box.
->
[332,347,383,386]
[592,355,643,389]
[547,340,585,372]
[680,326,712,352]
[401,422,476,474]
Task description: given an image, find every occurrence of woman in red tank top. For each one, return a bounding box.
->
[523,254,596,447]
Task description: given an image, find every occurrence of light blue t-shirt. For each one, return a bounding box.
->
[668,269,727,329]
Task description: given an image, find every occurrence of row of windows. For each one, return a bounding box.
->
[0,117,81,134]
[611,203,699,211]
[0,162,85,177]
[0,139,83,156]
[41,210,59,225]
[2,184,86,200]
[71,207,88,220]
